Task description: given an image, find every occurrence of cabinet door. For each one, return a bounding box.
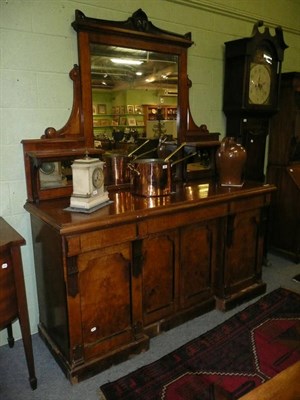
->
[223,209,263,295]
[77,242,137,361]
[180,221,216,309]
[141,230,179,326]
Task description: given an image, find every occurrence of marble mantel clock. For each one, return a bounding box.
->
[223,21,288,182]
[70,156,109,210]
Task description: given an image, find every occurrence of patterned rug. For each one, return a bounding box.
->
[100,288,300,400]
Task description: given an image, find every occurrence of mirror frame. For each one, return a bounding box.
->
[35,8,216,145]
[72,8,193,147]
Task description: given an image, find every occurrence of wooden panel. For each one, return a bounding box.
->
[228,194,267,213]
[67,223,137,256]
[77,243,134,359]
[138,203,227,237]
[0,252,17,327]
[180,221,216,309]
[30,215,69,358]
[224,209,262,295]
[141,230,179,326]
[267,165,300,261]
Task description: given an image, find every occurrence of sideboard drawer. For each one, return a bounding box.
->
[66,223,137,256]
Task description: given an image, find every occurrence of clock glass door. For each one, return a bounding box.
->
[248,46,275,107]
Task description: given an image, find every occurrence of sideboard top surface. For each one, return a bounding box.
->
[24,181,276,235]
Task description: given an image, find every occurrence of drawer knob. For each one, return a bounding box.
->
[1,263,8,269]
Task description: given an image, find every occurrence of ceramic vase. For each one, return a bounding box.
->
[216,137,247,187]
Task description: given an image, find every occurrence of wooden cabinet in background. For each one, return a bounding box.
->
[143,104,177,122]
[267,72,300,262]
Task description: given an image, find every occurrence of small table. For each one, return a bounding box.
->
[238,361,300,400]
[0,218,37,389]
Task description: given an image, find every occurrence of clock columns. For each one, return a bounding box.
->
[223,21,287,182]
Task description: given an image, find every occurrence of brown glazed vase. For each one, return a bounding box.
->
[216,137,247,187]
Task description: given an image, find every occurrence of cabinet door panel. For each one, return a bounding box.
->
[142,231,178,325]
[224,209,262,293]
[78,243,133,355]
[180,221,215,309]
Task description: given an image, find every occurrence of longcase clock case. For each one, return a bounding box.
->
[223,21,287,182]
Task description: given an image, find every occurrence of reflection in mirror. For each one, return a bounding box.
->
[90,44,178,144]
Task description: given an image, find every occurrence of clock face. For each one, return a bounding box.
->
[248,63,271,105]
[92,167,104,189]
[40,162,56,175]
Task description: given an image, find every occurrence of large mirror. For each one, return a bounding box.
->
[91,44,178,142]
[72,8,194,147]
[36,9,218,146]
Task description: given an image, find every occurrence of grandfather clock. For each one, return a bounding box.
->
[223,21,288,181]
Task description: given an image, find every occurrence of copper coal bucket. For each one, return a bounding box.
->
[102,152,131,185]
[102,140,151,186]
[128,158,172,197]
[128,143,196,197]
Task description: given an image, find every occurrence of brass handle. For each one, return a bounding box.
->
[127,163,140,176]
[170,151,197,167]
[128,139,150,157]
[164,142,186,162]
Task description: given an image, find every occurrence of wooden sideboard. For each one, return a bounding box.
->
[24,181,275,383]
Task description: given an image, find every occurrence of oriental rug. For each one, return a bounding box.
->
[99,288,300,400]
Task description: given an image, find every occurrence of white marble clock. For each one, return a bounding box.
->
[70,157,109,210]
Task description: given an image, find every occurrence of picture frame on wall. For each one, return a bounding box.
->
[134,105,142,114]
[112,117,119,126]
[119,116,127,125]
[100,119,110,126]
[120,105,125,114]
[97,104,107,114]
[127,105,134,114]
[128,117,136,126]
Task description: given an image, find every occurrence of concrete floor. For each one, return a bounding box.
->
[0,252,299,400]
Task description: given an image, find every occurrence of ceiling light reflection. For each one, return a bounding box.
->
[111,58,143,65]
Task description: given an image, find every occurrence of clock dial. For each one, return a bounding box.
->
[92,167,104,189]
[249,63,271,105]
[40,162,56,175]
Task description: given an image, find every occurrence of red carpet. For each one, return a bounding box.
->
[100,288,300,400]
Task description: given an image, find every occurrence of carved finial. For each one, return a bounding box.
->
[85,148,90,159]
[131,9,149,32]
[43,127,58,139]
[251,20,264,36]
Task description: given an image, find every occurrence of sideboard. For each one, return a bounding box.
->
[24,181,275,383]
